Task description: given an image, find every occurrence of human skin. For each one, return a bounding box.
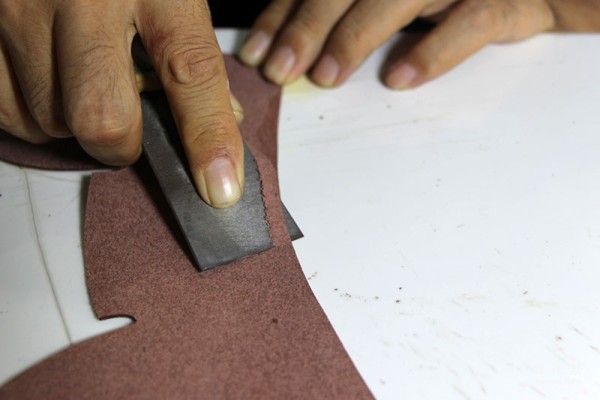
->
[1,1,598,210]
[239,0,600,89]
[0,0,243,208]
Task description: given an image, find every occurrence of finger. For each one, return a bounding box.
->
[54,2,142,166]
[136,0,244,208]
[0,42,50,143]
[311,0,425,87]
[1,3,70,138]
[239,0,296,67]
[134,70,244,123]
[260,0,355,85]
[385,0,555,89]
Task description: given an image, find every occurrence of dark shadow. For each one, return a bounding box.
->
[79,175,91,243]
[208,0,270,28]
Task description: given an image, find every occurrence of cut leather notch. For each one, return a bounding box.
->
[141,91,301,271]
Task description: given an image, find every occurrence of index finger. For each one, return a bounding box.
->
[135,0,244,208]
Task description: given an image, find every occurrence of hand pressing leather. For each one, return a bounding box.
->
[0,0,244,208]
[239,0,600,89]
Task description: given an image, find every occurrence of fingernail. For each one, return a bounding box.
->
[201,157,242,208]
[239,30,271,66]
[312,55,340,87]
[387,63,418,90]
[264,46,295,85]
[230,93,244,124]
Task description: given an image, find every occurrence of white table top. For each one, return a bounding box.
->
[1,29,600,399]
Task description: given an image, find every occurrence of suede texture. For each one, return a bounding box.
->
[0,57,372,399]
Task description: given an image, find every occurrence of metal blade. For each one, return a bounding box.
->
[141,91,301,271]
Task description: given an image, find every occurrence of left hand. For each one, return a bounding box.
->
[236,0,591,90]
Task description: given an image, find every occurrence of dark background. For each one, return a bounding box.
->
[208,0,271,28]
[207,0,433,31]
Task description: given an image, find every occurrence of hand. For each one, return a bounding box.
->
[0,0,244,208]
[239,0,600,89]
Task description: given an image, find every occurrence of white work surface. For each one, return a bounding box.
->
[1,29,599,399]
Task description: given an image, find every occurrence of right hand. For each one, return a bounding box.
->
[0,0,245,208]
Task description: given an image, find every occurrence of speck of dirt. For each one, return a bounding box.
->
[318,115,324,120]
[271,318,279,324]
[334,288,338,291]
[398,287,403,291]
[395,300,401,304]
[555,336,563,341]
[523,290,529,295]
[374,296,380,300]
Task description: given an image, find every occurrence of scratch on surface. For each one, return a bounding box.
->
[23,168,73,343]
[468,366,487,394]
[486,363,497,373]
[525,299,558,308]
[459,294,486,301]
[452,385,472,400]
[451,300,469,312]
[526,384,546,398]
[573,328,589,339]
[407,344,427,361]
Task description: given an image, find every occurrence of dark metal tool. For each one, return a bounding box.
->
[141,91,301,271]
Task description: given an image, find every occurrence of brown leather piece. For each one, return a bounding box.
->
[0,57,372,399]
[0,130,102,170]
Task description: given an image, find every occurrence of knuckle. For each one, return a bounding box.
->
[77,122,129,148]
[69,101,132,148]
[0,104,50,144]
[24,78,70,137]
[158,35,224,86]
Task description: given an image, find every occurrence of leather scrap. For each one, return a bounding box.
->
[0,56,373,399]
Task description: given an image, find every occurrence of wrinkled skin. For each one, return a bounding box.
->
[0,0,243,208]
[1,0,599,208]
